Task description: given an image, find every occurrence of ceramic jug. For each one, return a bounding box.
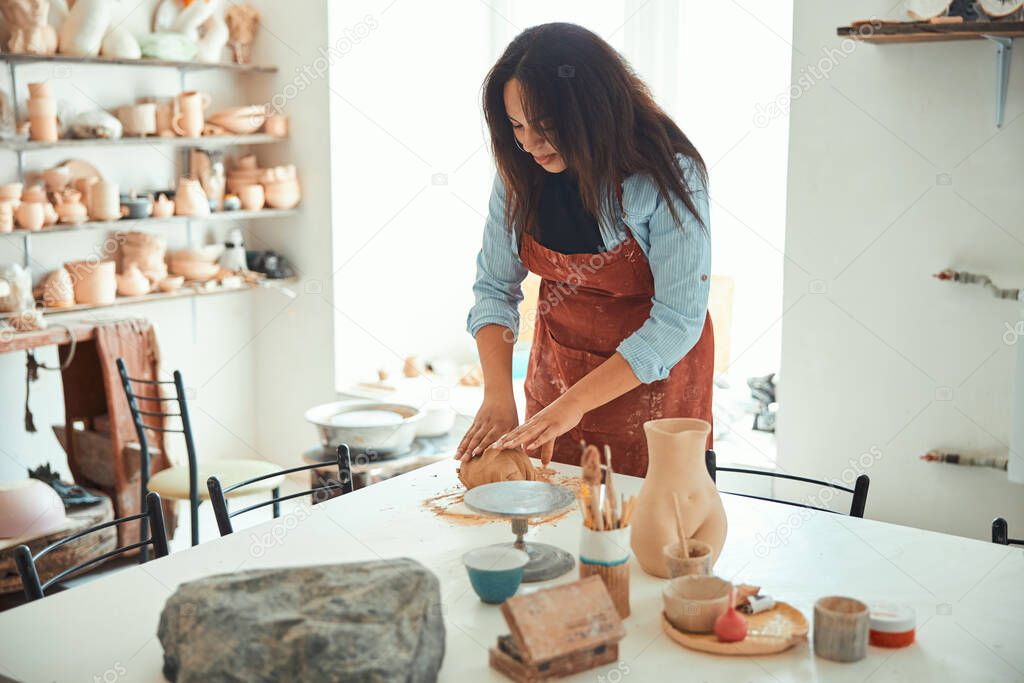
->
[630,418,727,578]
[174,177,210,216]
[172,91,211,138]
[55,190,88,224]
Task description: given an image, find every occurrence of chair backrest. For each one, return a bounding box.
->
[207,445,354,536]
[116,357,198,558]
[705,450,869,518]
[992,517,1024,546]
[14,491,169,602]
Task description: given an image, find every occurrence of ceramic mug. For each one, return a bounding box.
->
[814,596,869,662]
[89,181,121,222]
[172,91,212,138]
[117,103,157,137]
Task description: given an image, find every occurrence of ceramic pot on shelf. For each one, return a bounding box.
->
[55,189,88,225]
[153,99,176,137]
[151,193,175,217]
[630,418,727,578]
[116,264,151,297]
[173,177,210,216]
[116,103,157,137]
[26,82,52,98]
[27,93,58,142]
[40,267,74,307]
[65,259,116,305]
[238,183,264,211]
[0,203,14,233]
[41,165,71,193]
[263,113,288,137]
[89,180,120,222]
[0,183,23,206]
[15,186,49,231]
[171,91,211,138]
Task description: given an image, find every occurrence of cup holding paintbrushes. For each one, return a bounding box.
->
[662,492,713,578]
[577,442,633,618]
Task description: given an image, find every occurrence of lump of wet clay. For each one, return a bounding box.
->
[458,446,538,489]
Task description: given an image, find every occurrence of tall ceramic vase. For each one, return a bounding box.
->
[630,418,727,578]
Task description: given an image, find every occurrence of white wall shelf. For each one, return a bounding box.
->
[0,134,285,152]
[8,208,300,235]
[0,53,277,74]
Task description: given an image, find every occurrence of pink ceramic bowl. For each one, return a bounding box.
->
[0,479,67,539]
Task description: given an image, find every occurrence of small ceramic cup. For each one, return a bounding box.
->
[463,545,529,604]
[238,183,265,211]
[663,539,713,578]
[662,575,732,633]
[814,596,869,663]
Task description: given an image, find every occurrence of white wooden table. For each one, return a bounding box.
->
[0,460,1021,683]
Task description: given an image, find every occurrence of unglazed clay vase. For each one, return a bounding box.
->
[630,418,727,578]
[116,264,150,297]
[15,194,45,231]
[55,190,88,224]
[174,177,210,216]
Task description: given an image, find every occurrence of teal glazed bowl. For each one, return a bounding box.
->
[462,546,529,604]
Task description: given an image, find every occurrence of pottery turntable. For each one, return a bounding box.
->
[464,480,577,582]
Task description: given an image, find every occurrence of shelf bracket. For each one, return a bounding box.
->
[984,36,1013,128]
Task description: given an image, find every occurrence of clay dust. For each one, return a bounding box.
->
[422,467,581,526]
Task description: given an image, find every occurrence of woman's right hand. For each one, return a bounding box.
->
[455,394,519,462]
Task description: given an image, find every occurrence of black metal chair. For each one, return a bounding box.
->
[992,517,1024,546]
[14,491,169,602]
[207,445,354,536]
[705,450,869,518]
[116,358,282,556]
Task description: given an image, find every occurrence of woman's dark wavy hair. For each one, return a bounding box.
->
[482,22,707,243]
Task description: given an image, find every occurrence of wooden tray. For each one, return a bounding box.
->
[661,602,808,656]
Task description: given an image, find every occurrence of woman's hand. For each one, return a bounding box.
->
[455,394,519,462]
[491,396,585,465]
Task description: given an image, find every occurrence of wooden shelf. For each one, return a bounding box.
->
[0,278,296,326]
[0,53,276,73]
[837,20,1021,127]
[5,208,300,236]
[837,21,1024,43]
[0,133,284,152]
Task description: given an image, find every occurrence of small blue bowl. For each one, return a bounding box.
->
[463,546,530,604]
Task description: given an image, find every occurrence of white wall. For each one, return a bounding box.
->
[779,1,1024,539]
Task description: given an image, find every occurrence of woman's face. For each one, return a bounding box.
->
[503,78,567,173]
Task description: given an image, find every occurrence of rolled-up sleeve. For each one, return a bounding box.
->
[617,157,711,383]
[466,172,528,341]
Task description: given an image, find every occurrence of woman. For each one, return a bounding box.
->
[456,22,713,477]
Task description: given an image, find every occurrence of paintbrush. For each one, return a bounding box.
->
[581,444,603,531]
[603,445,617,527]
[672,492,689,558]
[620,495,635,528]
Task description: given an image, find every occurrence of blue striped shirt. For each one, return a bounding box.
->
[467,153,711,384]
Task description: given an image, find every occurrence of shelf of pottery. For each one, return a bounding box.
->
[0,0,301,330]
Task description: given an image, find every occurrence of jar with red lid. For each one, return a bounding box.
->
[869,604,916,648]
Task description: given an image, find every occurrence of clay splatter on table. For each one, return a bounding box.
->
[423,467,579,526]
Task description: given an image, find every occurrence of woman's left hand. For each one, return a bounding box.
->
[490,397,584,465]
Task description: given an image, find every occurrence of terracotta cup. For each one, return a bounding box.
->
[154,100,176,137]
[663,540,714,578]
[238,183,265,211]
[0,203,14,233]
[0,183,23,203]
[89,181,120,222]
[172,91,212,138]
[27,82,52,98]
[117,103,157,137]
[264,114,288,137]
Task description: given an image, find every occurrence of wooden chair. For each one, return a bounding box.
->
[116,358,283,555]
[705,450,869,518]
[207,445,355,536]
[992,518,1024,546]
[14,491,169,602]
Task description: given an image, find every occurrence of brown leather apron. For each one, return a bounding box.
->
[520,208,714,477]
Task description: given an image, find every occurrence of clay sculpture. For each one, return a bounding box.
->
[458,446,538,489]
